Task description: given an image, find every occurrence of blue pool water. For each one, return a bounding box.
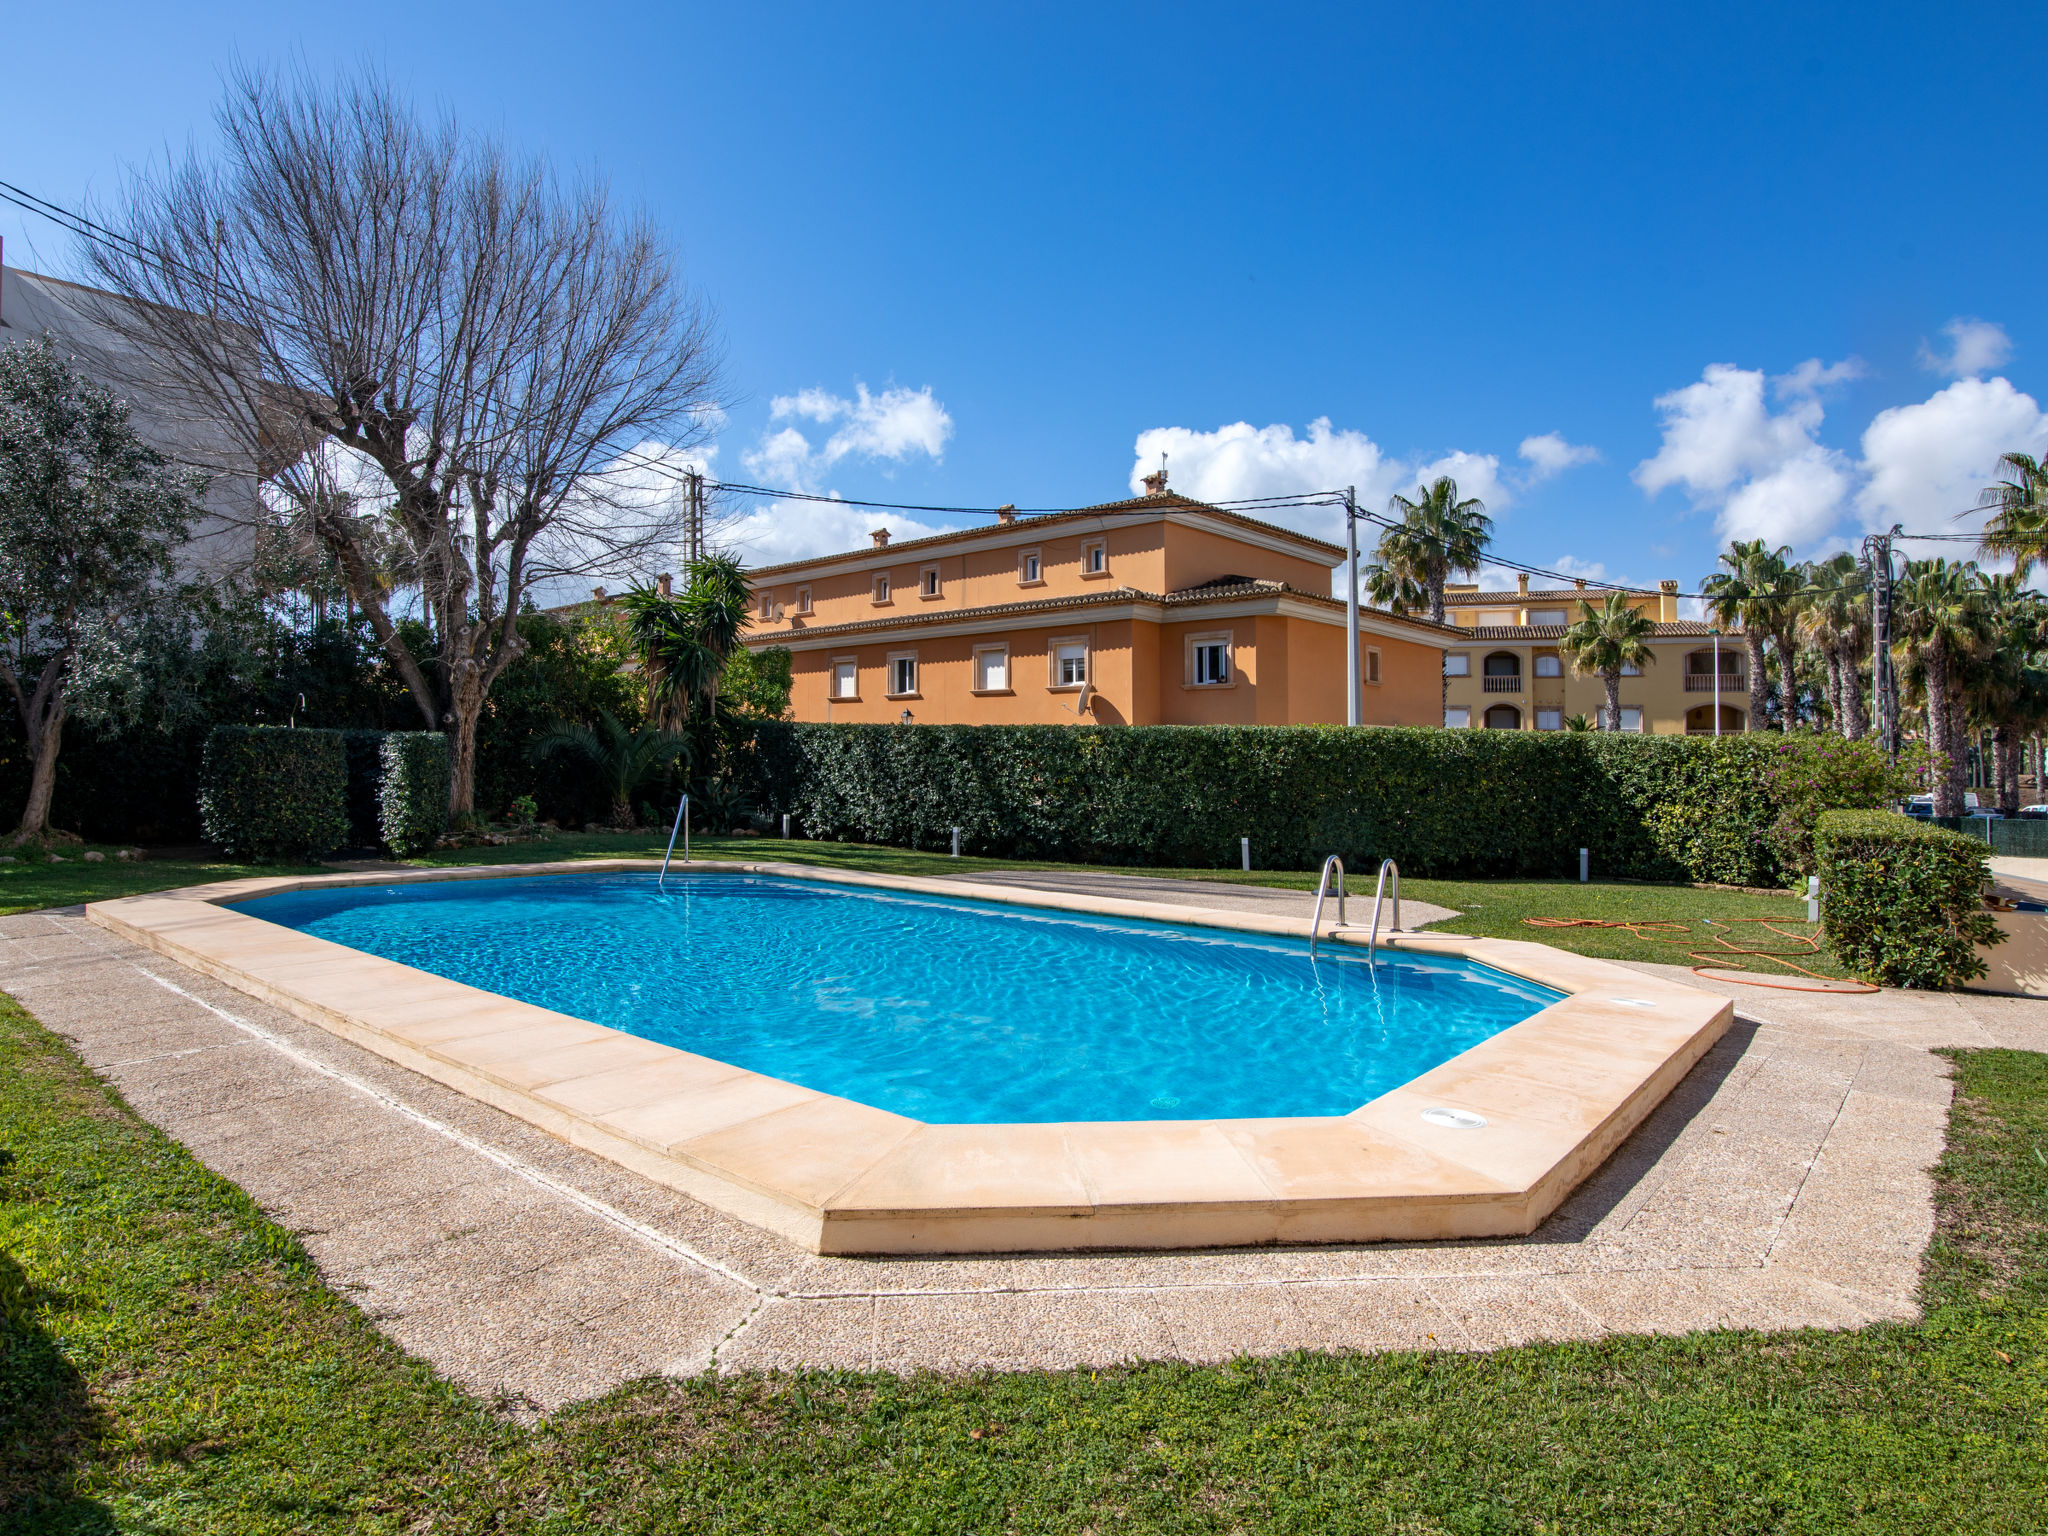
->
[236,873,1563,1124]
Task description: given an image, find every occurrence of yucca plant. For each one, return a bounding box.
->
[529,711,688,829]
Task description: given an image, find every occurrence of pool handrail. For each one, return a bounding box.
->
[1308,854,1347,955]
[659,794,690,888]
[1367,858,1400,953]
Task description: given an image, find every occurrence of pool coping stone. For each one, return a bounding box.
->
[88,858,1732,1255]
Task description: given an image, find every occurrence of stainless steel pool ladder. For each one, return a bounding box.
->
[1308,855,1346,955]
[1367,858,1400,954]
[658,794,690,889]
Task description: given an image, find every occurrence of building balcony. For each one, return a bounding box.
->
[1481,675,1523,693]
[1684,673,1745,692]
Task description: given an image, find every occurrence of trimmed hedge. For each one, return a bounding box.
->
[379,733,450,856]
[197,727,349,862]
[1815,810,2003,989]
[752,724,1909,887]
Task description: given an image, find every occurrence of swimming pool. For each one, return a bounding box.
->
[237,871,1563,1124]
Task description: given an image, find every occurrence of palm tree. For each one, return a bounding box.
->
[1797,552,1868,737]
[621,554,756,729]
[1559,592,1659,731]
[1977,451,2048,581]
[1891,558,1988,816]
[1968,574,2048,815]
[1701,539,1799,731]
[1367,477,1492,625]
[530,710,689,829]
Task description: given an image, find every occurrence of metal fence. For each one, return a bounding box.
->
[1939,816,2048,857]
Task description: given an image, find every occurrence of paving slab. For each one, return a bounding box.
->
[3,896,2040,1408]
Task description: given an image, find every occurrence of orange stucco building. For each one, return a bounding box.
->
[740,489,1455,726]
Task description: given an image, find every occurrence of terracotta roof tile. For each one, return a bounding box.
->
[737,581,1463,644]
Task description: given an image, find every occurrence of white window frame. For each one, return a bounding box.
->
[1018,548,1044,585]
[1080,539,1108,577]
[1620,659,1643,676]
[871,572,891,604]
[1443,652,1471,677]
[1619,706,1645,733]
[972,643,1012,694]
[1445,706,1471,729]
[758,592,775,619]
[1186,630,1234,688]
[919,564,942,599]
[1049,636,1089,690]
[1535,707,1564,731]
[886,651,919,699]
[796,586,813,615]
[1534,653,1562,678]
[1365,646,1381,686]
[830,656,860,700]
[1529,609,1568,626]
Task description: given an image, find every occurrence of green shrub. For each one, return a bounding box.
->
[197,726,348,861]
[340,729,389,848]
[379,733,450,856]
[752,724,1908,886]
[1815,810,2003,988]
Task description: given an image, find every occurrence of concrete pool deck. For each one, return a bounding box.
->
[82,860,1731,1256]
[4,898,2036,1409]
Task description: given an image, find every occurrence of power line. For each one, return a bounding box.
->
[2,176,2031,604]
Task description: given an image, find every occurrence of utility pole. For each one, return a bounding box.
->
[1344,487,1361,726]
[684,468,706,565]
[1862,525,1901,759]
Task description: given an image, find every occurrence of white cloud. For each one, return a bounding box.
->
[1127,419,1510,549]
[720,499,954,567]
[1918,318,2012,380]
[744,383,953,494]
[1518,432,1601,482]
[1856,375,2048,536]
[718,382,959,565]
[1548,555,1612,584]
[1633,359,1862,546]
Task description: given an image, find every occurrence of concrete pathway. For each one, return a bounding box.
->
[4,904,2044,1412]
[935,867,1459,929]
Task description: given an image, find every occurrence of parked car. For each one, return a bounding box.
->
[2020,805,2048,820]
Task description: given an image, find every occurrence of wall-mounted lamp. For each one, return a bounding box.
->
[899,709,914,725]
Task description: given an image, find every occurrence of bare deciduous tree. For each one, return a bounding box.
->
[85,66,722,819]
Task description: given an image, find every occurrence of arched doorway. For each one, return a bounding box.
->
[1484,704,1522,730]
[1685,704,1744,735]
[1481,652,1522,692]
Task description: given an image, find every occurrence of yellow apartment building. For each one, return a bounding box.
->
[1439,577,1747,734]
[738,487,1458,726]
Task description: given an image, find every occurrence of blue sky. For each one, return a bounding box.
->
[6,1,2045,595]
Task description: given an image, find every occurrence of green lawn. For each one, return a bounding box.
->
[2,830,1843,978]
[0,990,2041,1532]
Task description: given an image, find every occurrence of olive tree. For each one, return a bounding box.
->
[0,338,200,843]
[86,67,721,821]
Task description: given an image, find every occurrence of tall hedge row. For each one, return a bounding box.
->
[197,727,350,862]
[379,733,451,856]
[752,724,1908,887]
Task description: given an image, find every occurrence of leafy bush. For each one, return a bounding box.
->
[197,726,348,861]
[379,733,450,856]
[1815,810,2002,988]
[753,724,1908,886]
[471,611,643,824]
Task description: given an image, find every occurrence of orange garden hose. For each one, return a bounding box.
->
[1520,916,1882,993]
